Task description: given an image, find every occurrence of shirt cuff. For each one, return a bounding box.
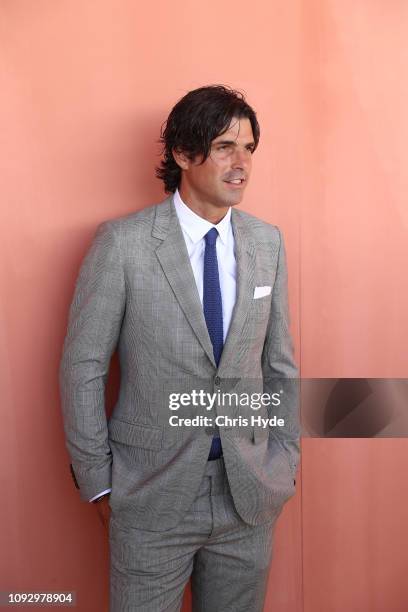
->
[88,488,112,503]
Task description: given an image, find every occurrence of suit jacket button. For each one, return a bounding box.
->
[214,376,220,386]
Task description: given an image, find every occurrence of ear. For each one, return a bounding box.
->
[172,147,191,170]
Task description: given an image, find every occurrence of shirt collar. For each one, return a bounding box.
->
[173,188,231,246]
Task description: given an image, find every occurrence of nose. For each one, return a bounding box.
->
[231,146,252,169]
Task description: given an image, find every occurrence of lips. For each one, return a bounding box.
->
[224,178,245,186]
[224,181,244,190]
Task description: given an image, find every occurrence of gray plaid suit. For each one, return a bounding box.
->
[59,193,300,611]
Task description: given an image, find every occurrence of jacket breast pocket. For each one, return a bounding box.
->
[250,296,272,335]
[108,417,163,450]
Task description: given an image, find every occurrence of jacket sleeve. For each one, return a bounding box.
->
[261,227,300,479]
[59,221,126,501]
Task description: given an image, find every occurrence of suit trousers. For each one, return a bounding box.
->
[109,456,276,612]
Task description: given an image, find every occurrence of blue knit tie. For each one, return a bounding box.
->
[203,228,223,459]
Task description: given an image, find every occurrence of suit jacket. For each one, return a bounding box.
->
[59,193,300,531]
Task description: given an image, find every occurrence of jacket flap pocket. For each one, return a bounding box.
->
[108,418,162,450]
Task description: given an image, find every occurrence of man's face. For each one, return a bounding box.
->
[175,116,255,210]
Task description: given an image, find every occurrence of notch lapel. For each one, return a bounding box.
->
[218,208,256,372]
[153,195,216,367]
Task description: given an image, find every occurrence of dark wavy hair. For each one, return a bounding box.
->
[155,85,260,193]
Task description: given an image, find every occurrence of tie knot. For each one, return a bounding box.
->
[205,227,218,246]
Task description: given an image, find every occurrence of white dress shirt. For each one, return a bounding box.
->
[89,188,237,502]
[173,188,237,343]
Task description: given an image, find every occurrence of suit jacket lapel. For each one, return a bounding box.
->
[153,194,216,367]
[153,196,256,372]
[218,207,256,372]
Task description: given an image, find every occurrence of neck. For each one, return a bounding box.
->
[177,186,229,225]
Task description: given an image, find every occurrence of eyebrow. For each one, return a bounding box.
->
[213,139,256,147]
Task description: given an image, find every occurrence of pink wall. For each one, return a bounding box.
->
[1,1,407,610]
[300,3,408,611]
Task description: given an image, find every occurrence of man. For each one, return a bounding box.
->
[60,84,300,612]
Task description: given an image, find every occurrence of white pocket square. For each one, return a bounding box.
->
[253,286,271,299]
